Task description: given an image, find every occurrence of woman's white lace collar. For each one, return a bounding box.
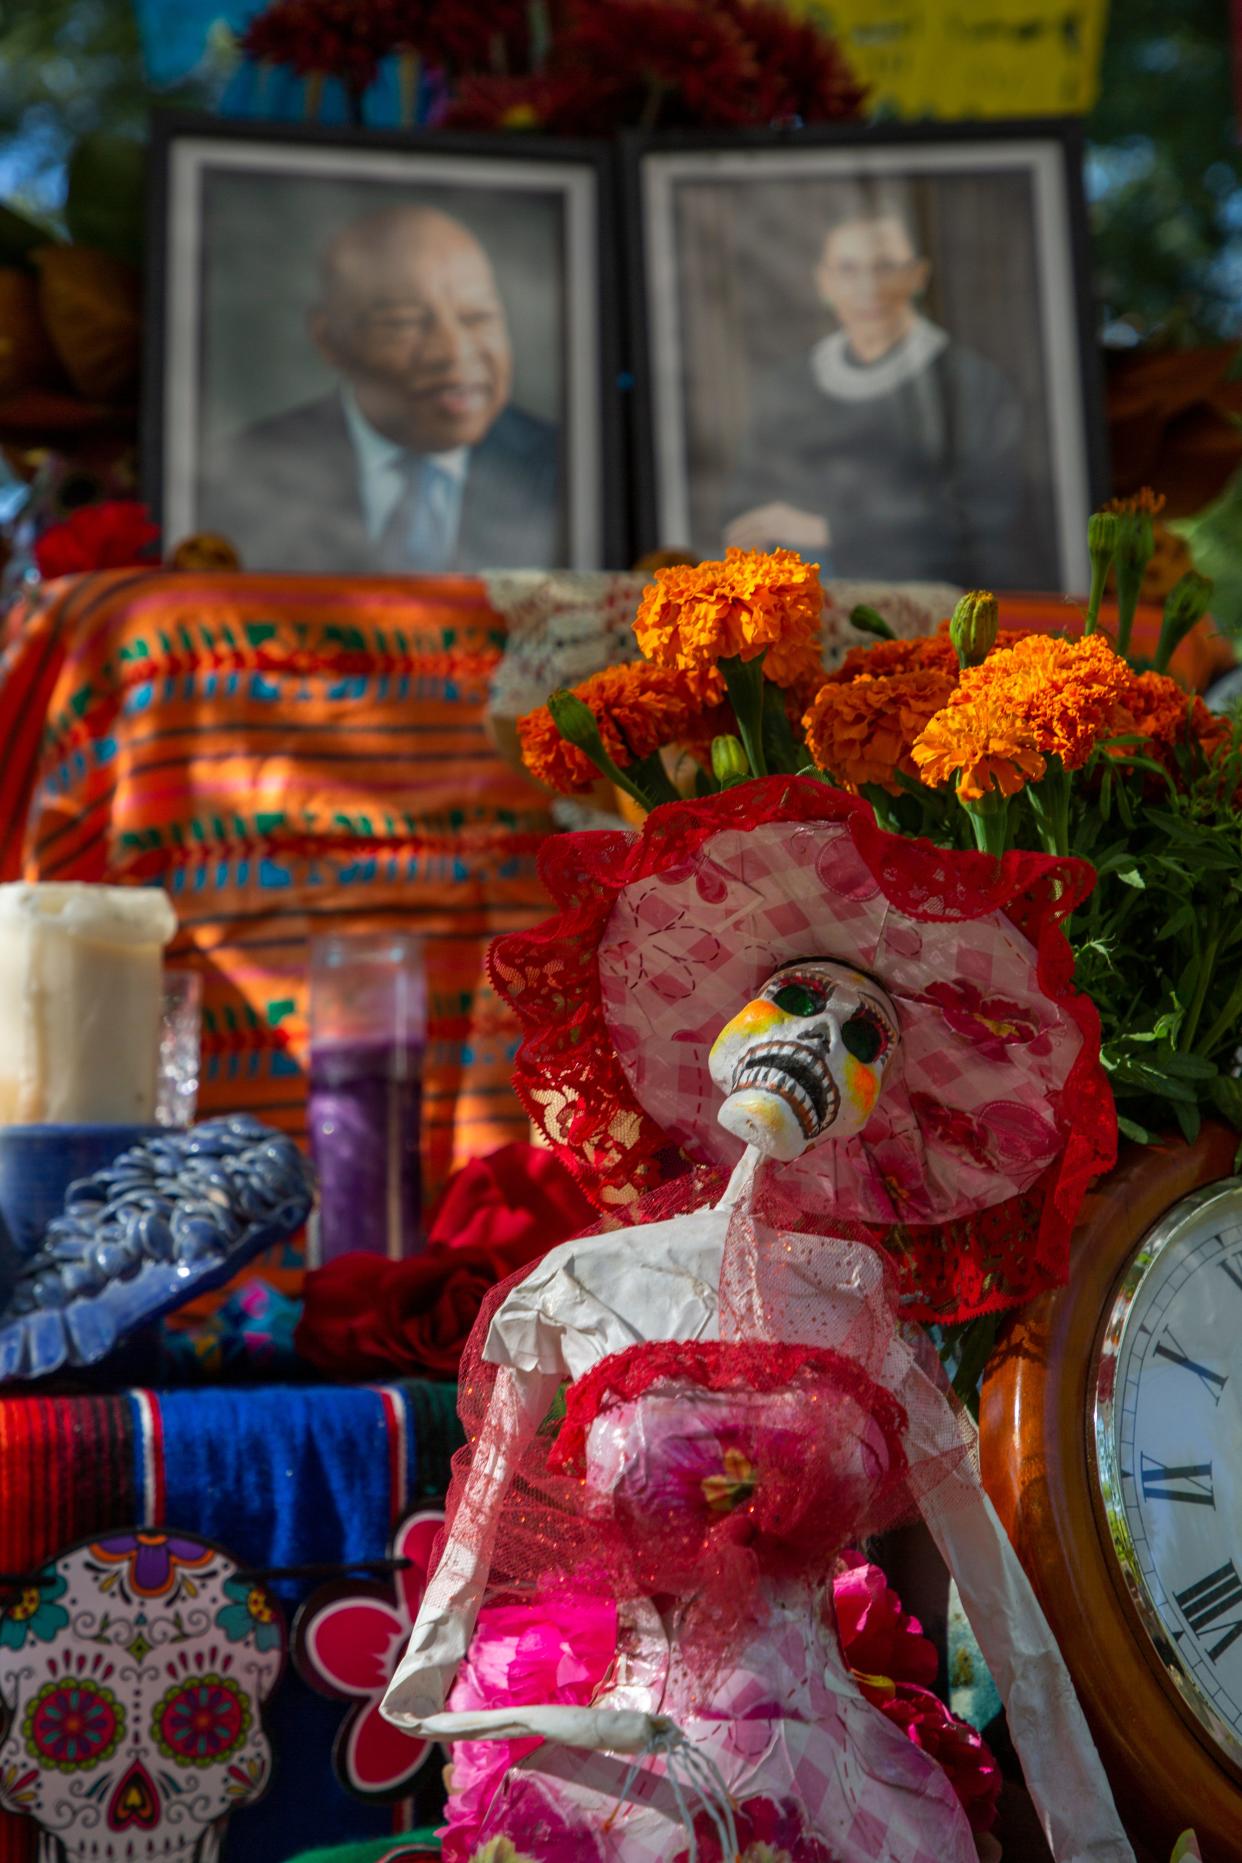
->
[810,314,949,403]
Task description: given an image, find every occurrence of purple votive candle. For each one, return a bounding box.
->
[307,932,426,1262]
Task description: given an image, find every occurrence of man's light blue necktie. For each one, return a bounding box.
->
[377,457,459,572]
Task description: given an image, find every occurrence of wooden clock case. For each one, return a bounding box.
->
[981,1123,1242,1859]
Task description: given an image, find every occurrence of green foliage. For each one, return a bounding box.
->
[1069,735,1242,1140]
[1176,465,1242,637]
[1087,0,1242,342]
[0,0,149,221]
[64,130,145,264]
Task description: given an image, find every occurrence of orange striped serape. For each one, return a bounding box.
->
[0,570,555,1239]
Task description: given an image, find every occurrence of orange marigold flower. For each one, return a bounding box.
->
[803,668,956,794]
[833,634,961,683]
[1119,670,1232,768]
[831,626,1033,687]
[633,547,822,695]
[1106,487,1166,518]
[950,632,1131,770]
[518,662,711,794]
[912,694,1046,802]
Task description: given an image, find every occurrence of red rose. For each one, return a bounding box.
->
[879,1684,1002,1834]
[33,501,159,580]
[426,1141,593,1256]
[296,1239,527,1378]
[296,1143,593,1378]
[831,1553,939,1691]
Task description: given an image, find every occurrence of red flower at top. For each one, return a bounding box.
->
[365,0,530,72]
[717,0,867,123]
[242,0,387,88]
[34,502,158,582]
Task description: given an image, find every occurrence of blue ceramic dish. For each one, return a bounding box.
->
[0,1124,164,1292]
[0,1116,314,1380]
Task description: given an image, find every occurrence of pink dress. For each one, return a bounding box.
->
[465,1363,976,1862]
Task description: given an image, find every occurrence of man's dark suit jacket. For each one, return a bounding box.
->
[199,394,564,573]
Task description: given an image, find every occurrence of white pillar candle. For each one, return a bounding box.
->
[0,884,178,1125]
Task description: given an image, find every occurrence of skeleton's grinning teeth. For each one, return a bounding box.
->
[730,1042,839,1139]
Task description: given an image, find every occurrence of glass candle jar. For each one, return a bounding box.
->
[308,930,426,1262]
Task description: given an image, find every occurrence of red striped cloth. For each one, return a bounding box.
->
[0,1380,456,1860]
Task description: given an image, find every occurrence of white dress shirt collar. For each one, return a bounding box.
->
[340,388,469,540]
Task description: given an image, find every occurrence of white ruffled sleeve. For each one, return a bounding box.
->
[900,1355,1135,1863]
[382,1360,561,1730]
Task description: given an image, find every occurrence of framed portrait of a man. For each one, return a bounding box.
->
[627,124,1104,592]
[146,118,621,573]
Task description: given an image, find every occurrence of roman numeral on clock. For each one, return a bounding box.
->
[1153,1328,1228,1403]
[1222,1254,1242,1294]
[1175,1562,1242,1662]
[1139,1452,1215,1506]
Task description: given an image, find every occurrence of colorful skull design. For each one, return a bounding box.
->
[709,960,900,1161]
[0,1530,284,1861]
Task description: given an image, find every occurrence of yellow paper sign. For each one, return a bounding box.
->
[803,1,1110,118]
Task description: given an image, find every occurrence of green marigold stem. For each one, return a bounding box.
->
[1026,757,1072,859]
[1085,511,1118,638]
[1113,509,1156,661]
[720,653,768,779]
[960,787,1009,857]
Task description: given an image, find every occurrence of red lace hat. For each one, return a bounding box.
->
[489,778,1116,1321]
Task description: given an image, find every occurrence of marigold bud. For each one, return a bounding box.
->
[1154,569,1214,674]
[1164,568,1213,632]
[547,688,605,756]
[1087,509,1118,560]
[949,591,999,669]
[711,733,750,786]
[1114,507,1156,573]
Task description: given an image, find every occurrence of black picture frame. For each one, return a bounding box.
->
[624,120,1106,594]
[143,113,626,573]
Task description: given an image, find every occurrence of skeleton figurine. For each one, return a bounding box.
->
[711,961,899,1160]
[382,957,1135,1863]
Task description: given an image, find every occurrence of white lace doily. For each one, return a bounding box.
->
[485,570,962,719]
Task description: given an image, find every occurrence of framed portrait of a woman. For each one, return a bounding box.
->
[626,123,1104,593]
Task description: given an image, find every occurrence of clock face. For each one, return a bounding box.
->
[1094,1179,1242,1773]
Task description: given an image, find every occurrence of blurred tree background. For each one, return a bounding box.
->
[0,0,1238,337]
[0,0,149,221]
[1088,0,1242,343]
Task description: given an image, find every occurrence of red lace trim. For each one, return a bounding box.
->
[488,777,1115,1324]
[550,1336,908,1473]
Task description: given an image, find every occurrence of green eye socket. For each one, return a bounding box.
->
[841,1014,885,1064]
[772,982,825,1017]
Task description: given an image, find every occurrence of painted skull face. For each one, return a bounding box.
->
[709,960,899,1161]
[0,1531,283,1862]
